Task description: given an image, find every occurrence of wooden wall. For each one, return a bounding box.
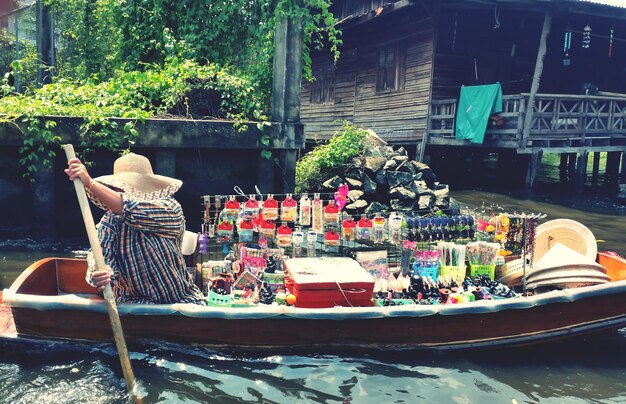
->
[301,11,435,143]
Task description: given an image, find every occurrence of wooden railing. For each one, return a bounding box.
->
[428,93,626,148]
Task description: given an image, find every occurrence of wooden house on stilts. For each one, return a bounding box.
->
[300,0,626,194]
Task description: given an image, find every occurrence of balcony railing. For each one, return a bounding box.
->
[428,94,626,149]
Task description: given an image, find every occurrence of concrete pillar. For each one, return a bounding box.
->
[154,149,176,178]
[271,14,304,193]
[32,157,55,235]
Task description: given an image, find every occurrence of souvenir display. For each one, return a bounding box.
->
[197,192,538,308]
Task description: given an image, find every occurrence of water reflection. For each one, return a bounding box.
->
[2,331,626,403]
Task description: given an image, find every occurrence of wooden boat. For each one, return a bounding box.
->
[1,254,626,350]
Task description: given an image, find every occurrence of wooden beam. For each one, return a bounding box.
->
[575,149,589,195]
[520,11,551,149]
[525,148,543,194]
[606,151,621,187]
[621,150,626,184]
[591,152,600,188]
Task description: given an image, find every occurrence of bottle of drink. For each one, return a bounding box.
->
[307,231,317,257]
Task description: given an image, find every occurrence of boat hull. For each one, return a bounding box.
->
[3,257,626,350]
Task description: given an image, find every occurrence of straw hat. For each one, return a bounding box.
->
[531,243,605,274]
[527,277,608,290]
[88,153,182,210]
[533,219,597,264]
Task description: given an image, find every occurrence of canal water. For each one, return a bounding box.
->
[1,192,626,403]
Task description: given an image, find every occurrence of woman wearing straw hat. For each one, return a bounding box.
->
[65,153,206,305]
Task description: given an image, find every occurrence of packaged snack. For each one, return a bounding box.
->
[281,194,298,222]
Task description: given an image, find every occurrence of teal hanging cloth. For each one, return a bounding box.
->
[455,83,502,144]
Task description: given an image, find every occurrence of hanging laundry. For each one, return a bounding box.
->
[455,83,503,144]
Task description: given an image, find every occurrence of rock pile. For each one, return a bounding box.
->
[319,132,453,215]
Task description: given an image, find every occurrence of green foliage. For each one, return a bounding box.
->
[0,31,38,92]
[1,0,343,180]
[45,0,341,103]
[295,122,368,193]
[0,58,266,179]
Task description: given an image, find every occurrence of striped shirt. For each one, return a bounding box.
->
[87,195,206,305]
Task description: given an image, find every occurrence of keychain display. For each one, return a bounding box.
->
[259,219,276,241]
[307,231,317,257]
[312,193,324,233]
[244,195,260,220]
[388,212,403,245]
[299,194,311,226]
[263,194,279,221]
[324,228,340,252]
[373,214,386,243]
[224,196,240,222]
[324,200,339,224]
[277,222,293,247]
[357,215,373,240]
[281,194,298,222]
[237,217,254,243]
[292,228,304,257]
[341,217,357,241]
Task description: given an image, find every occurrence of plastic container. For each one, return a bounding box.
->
[470,264,496,279]
[207,291,232,306]
[413,261,438,279]
[440,265,467,280]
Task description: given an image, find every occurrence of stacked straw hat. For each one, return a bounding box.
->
[526,243,608,290]
[533,218,597,265]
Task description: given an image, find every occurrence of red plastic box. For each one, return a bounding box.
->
[283,257,375,308]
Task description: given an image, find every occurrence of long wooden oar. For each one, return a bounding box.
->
[63,144,137,393]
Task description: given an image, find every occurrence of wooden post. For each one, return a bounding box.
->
[271,13,304,193]
[567,153,576,183]
[574,149,589,194]
[36,1,54,86]
[591,152,601,188]
[559,153,568,184]
[525,148,543,193]
[520,12,552,149]
[621,150,626,184]
[606,151,621,187]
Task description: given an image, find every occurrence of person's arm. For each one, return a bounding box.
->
[65,157,123,214]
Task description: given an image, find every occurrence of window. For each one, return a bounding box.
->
[376,45,405,92]
[309,64,336,104]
